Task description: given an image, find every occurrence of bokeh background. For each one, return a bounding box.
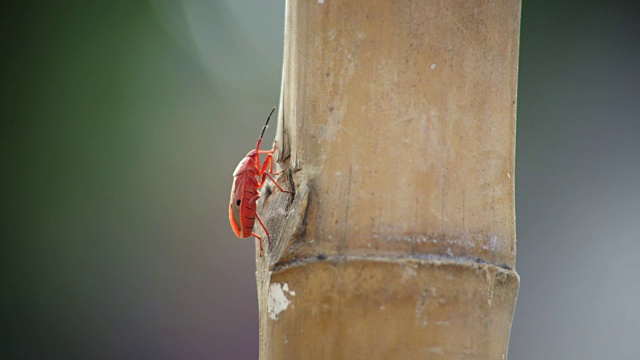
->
[2,0,639,359]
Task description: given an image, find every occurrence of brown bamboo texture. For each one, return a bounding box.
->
[256,0,521,359]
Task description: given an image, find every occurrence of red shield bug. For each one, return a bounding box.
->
[229,108,291,256]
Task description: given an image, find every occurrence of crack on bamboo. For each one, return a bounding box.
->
[415,287,430,324]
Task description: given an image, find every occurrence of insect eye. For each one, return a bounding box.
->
[236,199,241,206]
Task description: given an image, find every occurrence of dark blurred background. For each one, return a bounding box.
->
[1,1,638,359]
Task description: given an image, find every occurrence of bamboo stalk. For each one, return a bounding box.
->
[257,0,521,358]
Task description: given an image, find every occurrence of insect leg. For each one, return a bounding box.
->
[251,232,264,257]
[259,154,282,176]
[258,151,282,175]
[254,213,271,247]
[265,173,291,193]
[256,170,290,193]
[258,141,281,174]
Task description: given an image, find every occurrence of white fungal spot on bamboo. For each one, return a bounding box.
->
[283,283,296,296]
[268,282,296,320]
[318,0,325,3]
[430,63,436,70]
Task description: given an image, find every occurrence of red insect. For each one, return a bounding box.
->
[229,108,291,256]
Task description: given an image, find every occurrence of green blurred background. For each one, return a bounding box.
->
[1,0,639,359]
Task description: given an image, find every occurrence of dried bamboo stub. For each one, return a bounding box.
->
[258,0,521,358]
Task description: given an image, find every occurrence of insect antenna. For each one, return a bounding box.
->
[256,107,276,150]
